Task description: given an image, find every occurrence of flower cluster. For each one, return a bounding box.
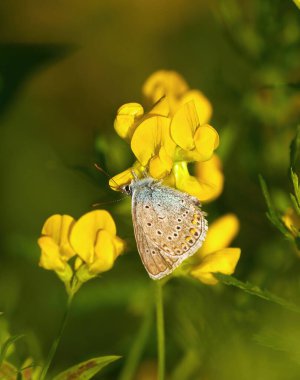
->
[110,70,221,202]
[38,210,124,294]
[111,70,240,284]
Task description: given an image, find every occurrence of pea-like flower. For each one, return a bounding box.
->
[143,70,212,124]
[190,214,241,285]
[38,214,75,283]
[70,210,124,275]
[38,210,124,293]
[171,154,224,202]
[110,70,220,202]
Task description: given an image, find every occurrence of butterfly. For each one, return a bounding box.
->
[121,175,207,280]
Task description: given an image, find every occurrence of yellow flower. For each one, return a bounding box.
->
[110,71,220,201]
[142,70,213,124]
[131,112,176,179]
[194,154,224,202]
[142,70,189,108]
[170,101,219,162]
[282,207,300,237]
[190,214,241,285]
[170,154,224,202]
[114,103,144,141]
[70,210,125,275]
[38,210,125,290]
[38,214,75,272]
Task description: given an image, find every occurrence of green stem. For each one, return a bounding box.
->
[118,304,153,380]
[156,281,165,380]
[38,294,74,380]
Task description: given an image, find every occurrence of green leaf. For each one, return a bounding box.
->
[0,335,24,366]
[290,126,300,168]
[0,361,18,380]
[259,175,292,238]
[215,273,300,314]
[290,169,300,215]
[53,356,121,380]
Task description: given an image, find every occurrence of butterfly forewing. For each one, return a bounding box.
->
[131,179,207,280]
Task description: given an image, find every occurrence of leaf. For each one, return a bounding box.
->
[0,335,24,366]
[290,125,300,169]
[53,356,121,380]
[215,273,300,314]
[0,43,74,116]
[259,175,293,238]
[290,169,300,215]
[0,361,18,380]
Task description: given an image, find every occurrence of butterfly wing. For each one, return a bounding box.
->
[132,182,207,280]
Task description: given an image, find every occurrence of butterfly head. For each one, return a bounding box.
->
[121,177,158,196]
[121,183,133,196]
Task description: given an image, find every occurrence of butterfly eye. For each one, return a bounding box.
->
[123,184,132,195]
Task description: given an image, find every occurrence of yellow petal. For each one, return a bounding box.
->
[191,248,241,285]
[70,210,117,264]
[170,101,199,150]
[114,103,144,141]
[109,162,145,191]
[41,214,75,259]
[198,214,240,258]
[149,156,173,179]
[131,116,170,166]
[113,236,126,258]
[89,230,116,274]
[149,96,170,117]
[38,236,66,271]
[172,161,208,200]
[109,169,134,191]
[194,154,224,202]
[142,70,188,104]
[180,90,213,125]
[162,171,176,188]
[193,124,219,161]
[174,147,206,163]
[175,171,207,200]
[149,148,173,179]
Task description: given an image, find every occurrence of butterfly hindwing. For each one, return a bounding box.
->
[131,180,207,279]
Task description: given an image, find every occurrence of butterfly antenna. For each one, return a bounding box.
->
[94,163,121,190]
[92,196,128,208]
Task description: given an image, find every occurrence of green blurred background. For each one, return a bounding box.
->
[1,1,300,379]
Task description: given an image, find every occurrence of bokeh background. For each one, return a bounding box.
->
[1,1,300,379]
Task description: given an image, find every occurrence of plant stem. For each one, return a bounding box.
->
[156,281,165,380]
[118,304,153,380]
[38,294,74,380]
